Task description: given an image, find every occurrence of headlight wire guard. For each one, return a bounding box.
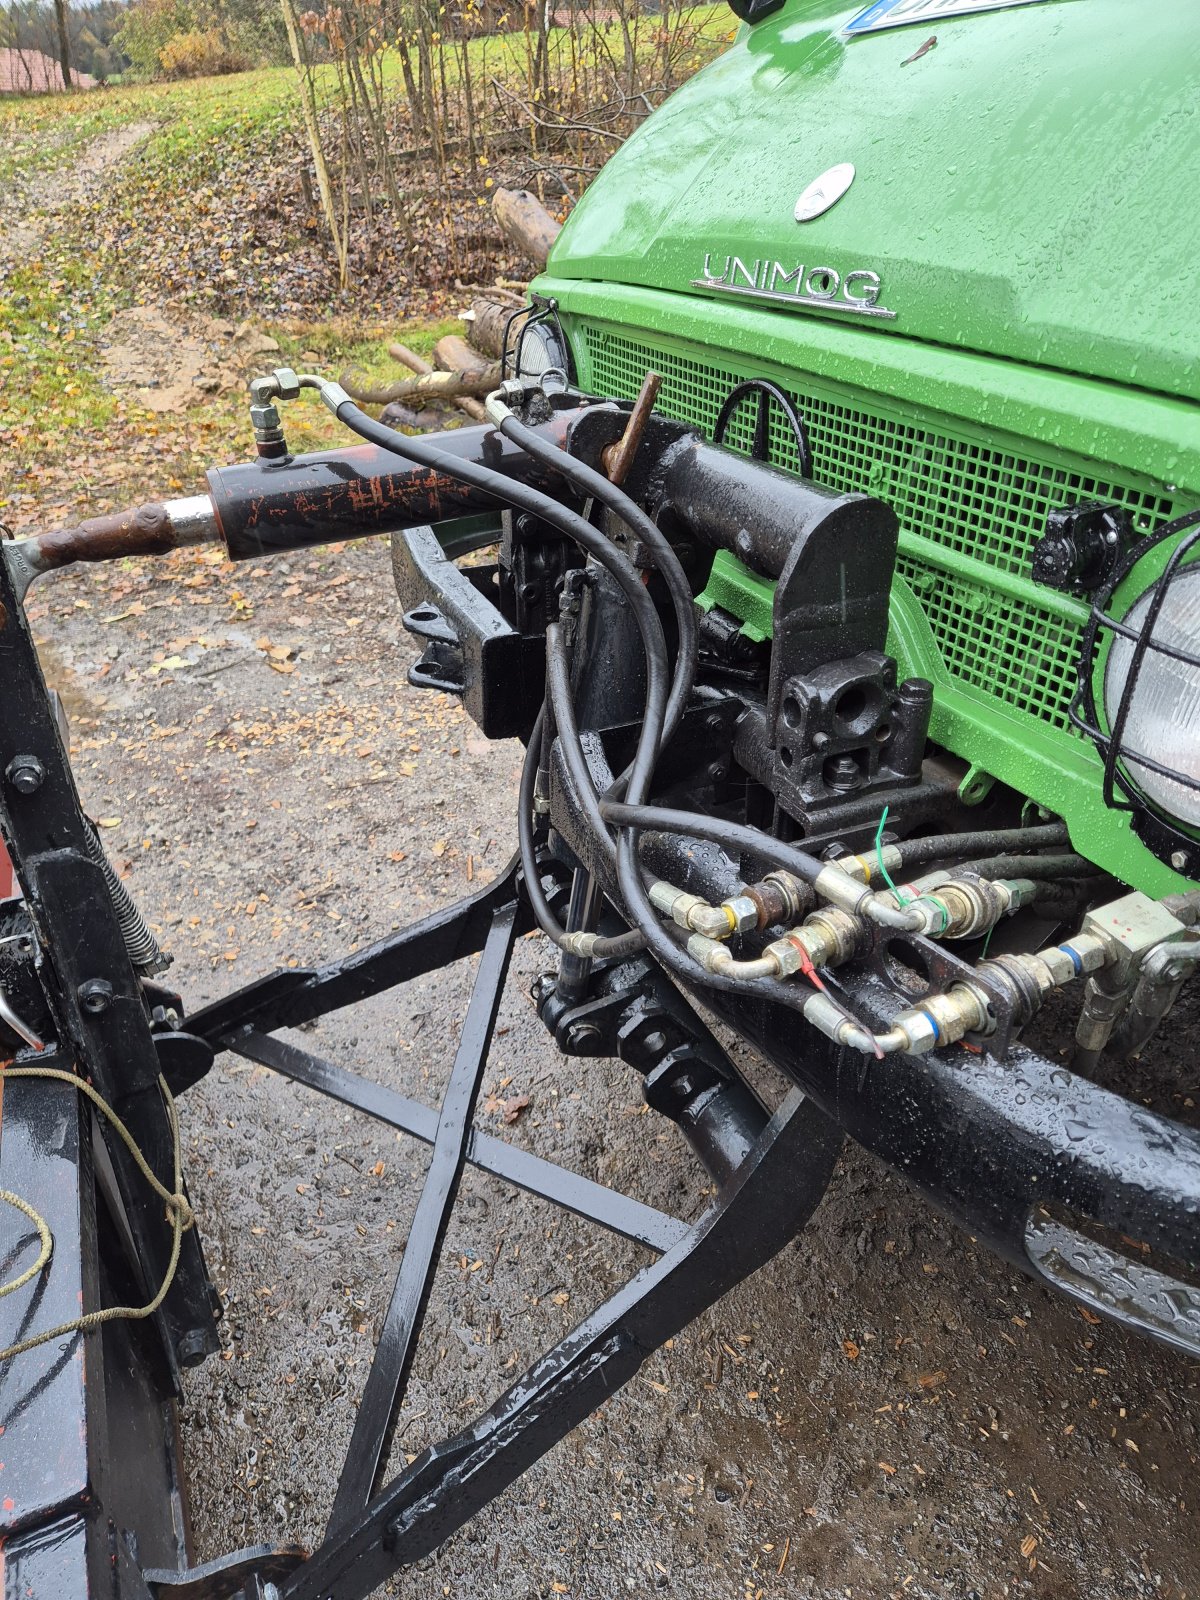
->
[1069,506,1200,877]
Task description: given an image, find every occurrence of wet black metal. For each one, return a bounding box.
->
[144,1543,306,1600]
[0,551,218,1378]
[205,417,580,563]
[392,524,545,740]
[278,1088,840,1600]
[535,947,770,1187]
[0,1071,195,1600]
[327,902,518,1530]
[228,1030,685,1254]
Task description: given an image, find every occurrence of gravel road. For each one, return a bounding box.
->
[24,531,1199,1600]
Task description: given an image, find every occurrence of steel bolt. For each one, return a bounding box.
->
[6,753,44,794]
[1170,850,1190,872]
[78,978,114,1015]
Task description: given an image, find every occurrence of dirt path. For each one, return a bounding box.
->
[23,536,1198,1600]
[0,119,156,262]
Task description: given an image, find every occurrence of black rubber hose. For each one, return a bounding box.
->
[334,399,679,956]
[497,410,698,744]
[958,852,1101,881]
[518,709,646,960]
[1027,884,1093,918]
[333,399,685,759]
[546,624,617,871]
[891,822,1070,868]
[600,800,827,888]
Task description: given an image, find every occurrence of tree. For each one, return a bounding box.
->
[52,0,71,84]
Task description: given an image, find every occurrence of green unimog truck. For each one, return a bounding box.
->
[3,3,1199,1593]
[527,0,1200,897]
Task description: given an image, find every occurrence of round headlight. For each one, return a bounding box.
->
[515,316,571,382]
[1104,565,1200,826]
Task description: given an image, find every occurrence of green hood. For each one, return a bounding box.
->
[548,0,1198,403]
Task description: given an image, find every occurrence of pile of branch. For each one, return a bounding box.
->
[340,188,563,430]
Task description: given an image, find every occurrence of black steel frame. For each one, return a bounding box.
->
[0,542,840,1600]
[170,858,840,1600]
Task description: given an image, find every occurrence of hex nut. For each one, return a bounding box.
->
[6,753,44,794]
[249,401,282,433]
[897,1008,938,1055]
[78,978,114,1015]
[271,366,301,401]
[724,895,759,935]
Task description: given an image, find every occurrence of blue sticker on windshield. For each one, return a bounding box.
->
[845,0,1052,33]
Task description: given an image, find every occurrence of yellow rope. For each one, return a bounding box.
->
[0,1188,53,1298]
[0,1066,194,1363]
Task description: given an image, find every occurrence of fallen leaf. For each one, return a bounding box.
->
[1020,1536,1038,1559]
[501,1093,530,1124]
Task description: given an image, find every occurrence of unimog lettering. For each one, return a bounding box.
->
[692,254,896,319]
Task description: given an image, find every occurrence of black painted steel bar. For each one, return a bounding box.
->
[0,548,217,1377]
[229,1031,686,1254]
[282,1088,841,1600]
[326,902,519,1533]
[185,855,530,1047]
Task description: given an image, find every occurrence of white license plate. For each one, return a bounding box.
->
[845,0,1055,34]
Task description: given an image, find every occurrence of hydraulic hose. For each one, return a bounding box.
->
[326,396,680,954]
[495,409,699,743]
[600,801,827,888]
[326,395,691,760]
[518,708,645,960]
[955,852,1100,881]
[888,822,1070,868]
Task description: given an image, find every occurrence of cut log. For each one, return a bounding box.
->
[491,187,562,270]
[462,295,524,361]
[379,400,450,432]
[433,333,491,375]
[340,362,499,407]
[386,343,489,423]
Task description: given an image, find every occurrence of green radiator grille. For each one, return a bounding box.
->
[579,324,1177,736]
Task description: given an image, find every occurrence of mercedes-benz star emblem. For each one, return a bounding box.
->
[794,163,856,222]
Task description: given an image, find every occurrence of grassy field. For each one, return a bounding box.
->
[0,14,729,521]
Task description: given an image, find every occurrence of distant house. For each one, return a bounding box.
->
[0,48,97,93]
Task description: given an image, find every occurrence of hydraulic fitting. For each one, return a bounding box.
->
[685,933,780,981]
[650,883,769,941]
[650,882,732,939]
[763,906,864,976]
[814,864,875,918]
[800,991,879,1054]
[1080,892,1188,981]
[724,894,760,935]
[743,870,813,929]
[831,844,903,886]
[248,376,289,460]
[875,982,993,1056]
[898,873,1026,940]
